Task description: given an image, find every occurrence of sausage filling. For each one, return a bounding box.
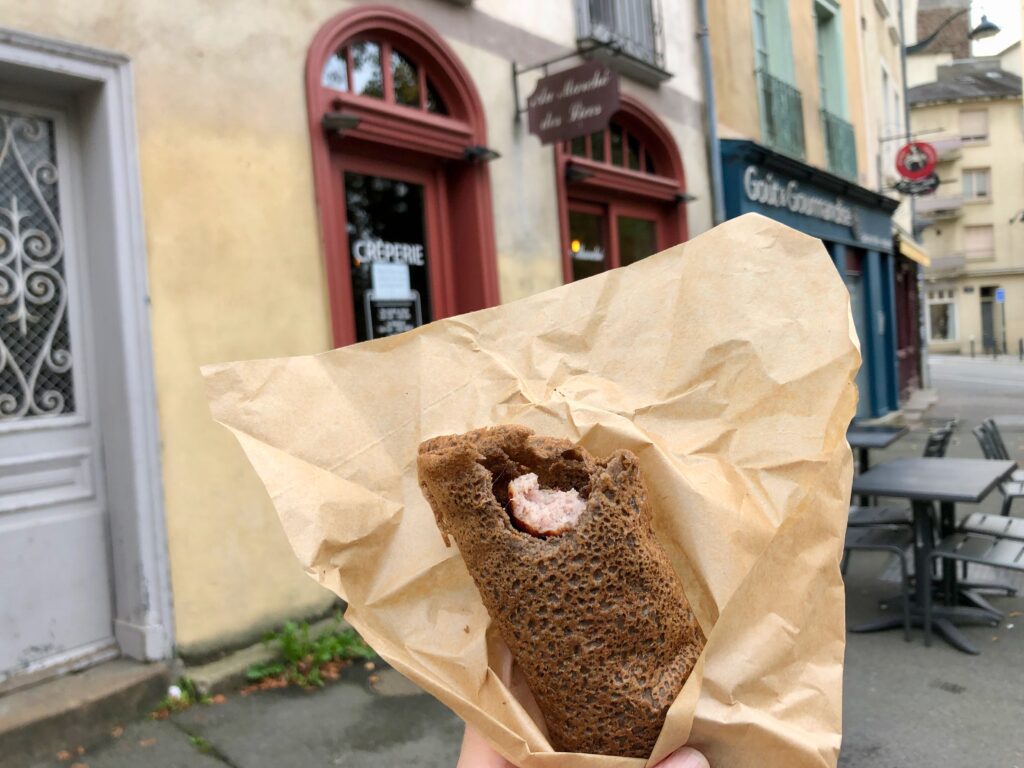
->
[507,473,586,537]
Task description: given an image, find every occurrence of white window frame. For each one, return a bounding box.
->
[925,289,959,342]
[962,167,992,202]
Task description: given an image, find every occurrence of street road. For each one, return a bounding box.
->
[929,354,1024,426]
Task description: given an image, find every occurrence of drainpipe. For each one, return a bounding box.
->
[696,0,726,225]
[897,0,931,389]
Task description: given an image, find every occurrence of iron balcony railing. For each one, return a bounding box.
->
[757,70,806,160]
[821,109,857,180]
[575,0,666,70]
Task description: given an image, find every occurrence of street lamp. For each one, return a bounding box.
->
[905,10,1001,55]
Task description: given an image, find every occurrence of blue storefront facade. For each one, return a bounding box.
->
[721,140,901,418]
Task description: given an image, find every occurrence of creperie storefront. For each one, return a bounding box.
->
[305,6,691,346]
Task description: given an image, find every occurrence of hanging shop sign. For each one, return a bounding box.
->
[893,173,940,196]
[895,142,937,181]
[526,61,619,145]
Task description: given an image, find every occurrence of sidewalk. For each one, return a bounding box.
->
[28,666,463,768]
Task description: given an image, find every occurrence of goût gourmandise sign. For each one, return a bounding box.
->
[526,61,619,145]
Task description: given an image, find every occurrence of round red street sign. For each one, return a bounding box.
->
[895,142,937,181]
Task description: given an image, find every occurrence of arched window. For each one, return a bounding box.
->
[319,38,449,116]
[306,6,498,346]
[554,96,688,282]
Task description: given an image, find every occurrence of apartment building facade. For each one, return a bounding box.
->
[0,0,711,688]
[910,53,1024,355]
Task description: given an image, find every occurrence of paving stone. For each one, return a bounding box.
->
[27,719,225,768]
[174,666,462,768]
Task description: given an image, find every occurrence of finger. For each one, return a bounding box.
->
[655,746,711,768]
[456,725,512,768]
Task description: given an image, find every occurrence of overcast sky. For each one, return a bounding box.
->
[971,0,1022,56]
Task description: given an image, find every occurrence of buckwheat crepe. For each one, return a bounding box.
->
[417,425,705,758]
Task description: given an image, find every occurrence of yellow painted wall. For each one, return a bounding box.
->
[707,0,759,141]
[0,0,711,653]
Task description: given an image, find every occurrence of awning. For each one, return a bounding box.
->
[896,234,930,267]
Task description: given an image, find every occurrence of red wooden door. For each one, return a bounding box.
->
[894,259,920,396]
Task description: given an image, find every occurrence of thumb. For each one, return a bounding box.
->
[655,746,710,768]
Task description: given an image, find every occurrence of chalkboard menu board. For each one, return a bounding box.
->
[345,172,432,342]
[364,294,423,340]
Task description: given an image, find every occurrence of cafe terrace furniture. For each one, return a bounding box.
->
[847,425,955,530]
[847,424,909,507]
[850,457,1016,654]
[959,512,1024,542]
[930,534,1024,646]
[841,526,912,641]
[980,418,1024,482]
[973,424,1024,517]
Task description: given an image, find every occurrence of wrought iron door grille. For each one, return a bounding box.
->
[757,70,806,160]
[0,110,75,420]
[821,109,858,180]
[575,0,666,70]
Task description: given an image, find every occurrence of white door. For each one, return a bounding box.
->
[0,102,116,690]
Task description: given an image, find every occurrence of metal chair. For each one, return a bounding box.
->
[972,424,1024,516]
[842,421,960,634]
[930,533,1024,637]
[980,418,1024,482]
[848,423,956,529]
[960,512,1024,542]
[923,421,957,457]
[842,526,913,641]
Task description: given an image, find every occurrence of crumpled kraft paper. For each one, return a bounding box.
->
[203,213,859,768]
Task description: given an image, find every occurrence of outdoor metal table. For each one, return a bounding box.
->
[847,424,908,505]
[850,457,1017,654]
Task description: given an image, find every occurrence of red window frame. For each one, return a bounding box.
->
[554,95,688,282]
[305,5,498,347]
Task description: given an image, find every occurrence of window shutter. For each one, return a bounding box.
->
[964,225,994,258]
[959,110,989,142]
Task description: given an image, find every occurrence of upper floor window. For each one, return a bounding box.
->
[321,38,448,115]
[752,0,795,82]
[565,119,658,174]
[959,109,989,144]
[575,0,670,85]
[964,224,995,260]
[814,0,845,115]
[751,0,804,159]
[963,168,991,201]
[815,0,855,178]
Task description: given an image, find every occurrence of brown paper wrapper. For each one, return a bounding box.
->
[204,214,859,768]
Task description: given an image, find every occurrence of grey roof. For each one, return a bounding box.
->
[909,64,1022,105]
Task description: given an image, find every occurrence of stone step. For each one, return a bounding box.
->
[0,659,169,768]
[185,616,352,696]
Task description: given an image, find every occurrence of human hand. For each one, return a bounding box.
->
[456,725,710,768]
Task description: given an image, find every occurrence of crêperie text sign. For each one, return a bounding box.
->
[526,61,619,145]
